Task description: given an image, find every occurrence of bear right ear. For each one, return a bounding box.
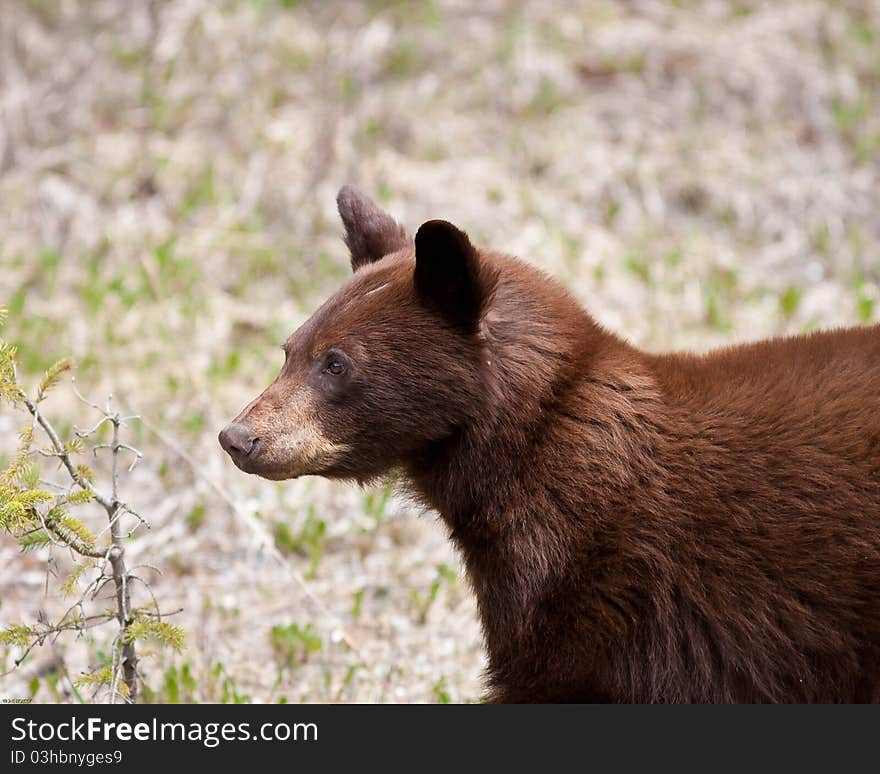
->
[337,185,410,272]
[414,219,483,333]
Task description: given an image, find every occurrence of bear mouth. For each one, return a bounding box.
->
[232,450,342,481]
[230,454,299,481]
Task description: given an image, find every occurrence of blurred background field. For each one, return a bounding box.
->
[0,0,878,703]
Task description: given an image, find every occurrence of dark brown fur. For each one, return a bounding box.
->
[220,187,880,703]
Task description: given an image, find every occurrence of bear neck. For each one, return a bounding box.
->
[404,265,659,664]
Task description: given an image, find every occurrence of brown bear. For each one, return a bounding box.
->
[219,185,880,703]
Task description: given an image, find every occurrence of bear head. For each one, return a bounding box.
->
[218,185,498,483]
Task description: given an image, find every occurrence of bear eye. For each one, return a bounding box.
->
[324,355,347,376]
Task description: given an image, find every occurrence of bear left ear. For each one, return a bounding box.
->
[337,185,410,271]
[414,220,483,333]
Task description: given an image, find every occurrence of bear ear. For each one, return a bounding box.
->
[337,185,410,272]
[414,219,483,333]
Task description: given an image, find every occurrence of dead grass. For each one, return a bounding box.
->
[0,0,878,703]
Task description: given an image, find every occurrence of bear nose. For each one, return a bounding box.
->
[218,423,259,461]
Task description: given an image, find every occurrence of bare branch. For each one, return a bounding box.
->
[128,575,162,621]
[3,612,117,673]
[20,389,115,513]
[75,416,112,438]
[70,377,104,413]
